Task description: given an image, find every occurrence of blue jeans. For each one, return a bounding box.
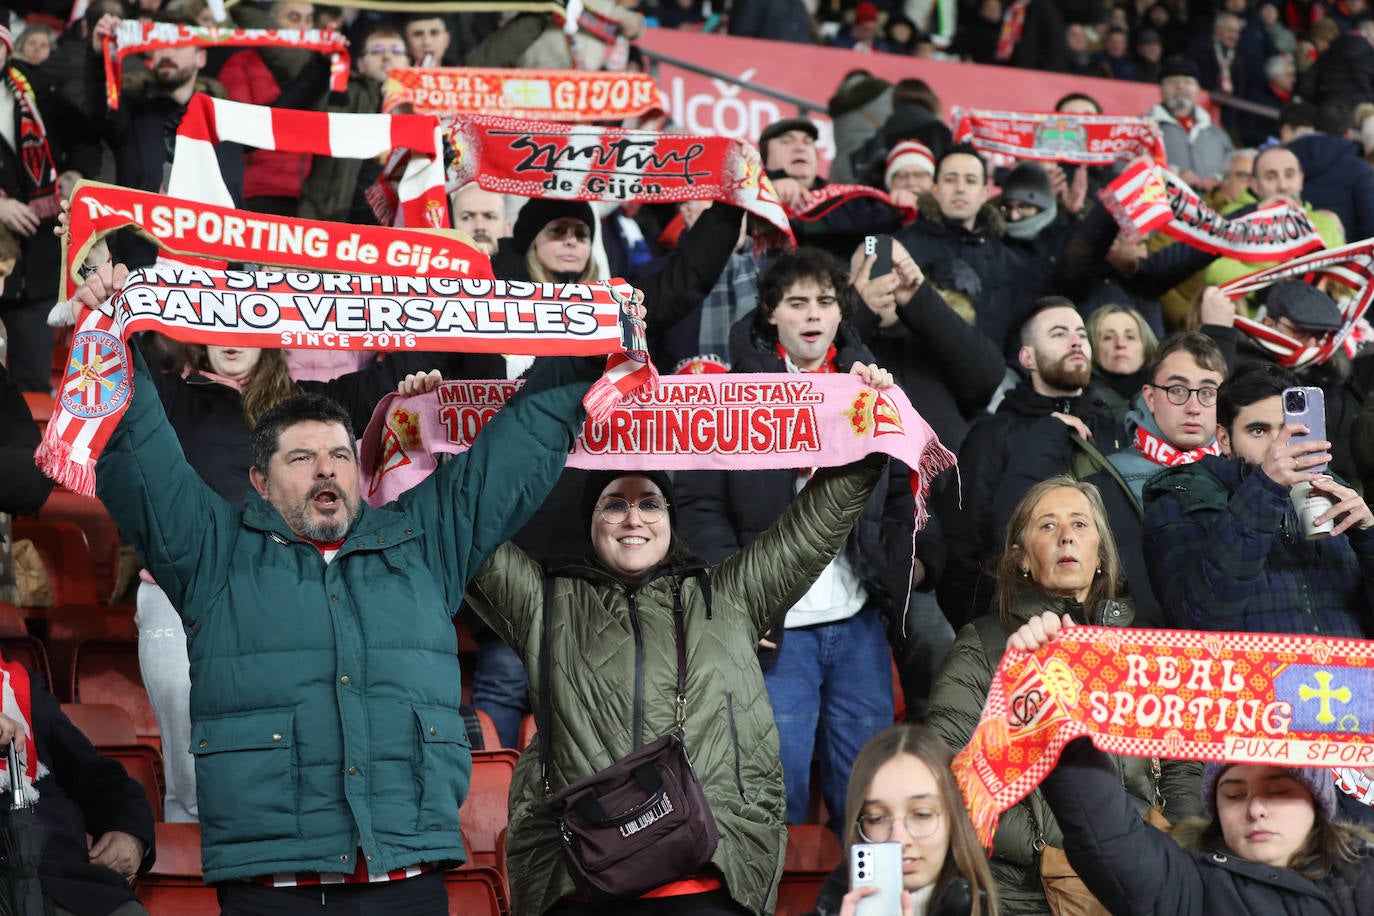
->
[764,608,893,833]
[472,638,528,749]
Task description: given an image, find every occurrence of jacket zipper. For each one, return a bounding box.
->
[627,589,645,750]
[725,692,748,803]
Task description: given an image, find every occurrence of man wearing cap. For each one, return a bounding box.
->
[1147,56,1235,190]
[760,117,904,257]
[1143,360,1374,637]
[997,161,1073,297]
[882,139,934,211]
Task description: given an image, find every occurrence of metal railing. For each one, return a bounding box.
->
[639,46,824,119]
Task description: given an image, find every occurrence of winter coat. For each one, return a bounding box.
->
[1142,453,1374,637]
[95,350,598,882]
[1146,103,1234,183]
[850,102,954,191]
[1289,132,1374,244]
[218,48,328,202]
[827,77,892,185]
[30,671,157,916]
[0,363,52,516]
[935,382,1127,627]
[927,593,1202,916]
[1296,32,1374,110]
[674,312,920,659]
[894,197,1033,359]
[0,58,93,304]
[1044,736,1374,916]
[465,458,887,916]
[858,279,1004,453]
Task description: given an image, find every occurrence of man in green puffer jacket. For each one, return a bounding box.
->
[85,265,601,913]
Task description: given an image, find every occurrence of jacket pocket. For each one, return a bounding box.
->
[413,704,472,832]
[191,708,298,843]
[725,693,748,804]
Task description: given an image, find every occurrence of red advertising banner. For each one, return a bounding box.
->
[635,29,1179,169]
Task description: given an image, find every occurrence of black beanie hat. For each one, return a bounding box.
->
[1000,161,1055,212]
[511,198,596,256]
[581,470,676,531]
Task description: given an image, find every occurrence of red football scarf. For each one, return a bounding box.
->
[1220,239,1374,368]
[440,114,793,240]
[783,184,917,225]
[360,374,956,532]
[1101,159,1325,262]
[1133,427,1222,467]
[102,21,350,109]
[951,108,1166,166]
[39,267,654,495]
[171,93,449,230]
[551,2,630,70]
[62,181,492,301]
[0,660,42,803]
[383,68,666,125]
[995,0,1029,60]
[954,626,1374,849]
[6,67,58,219]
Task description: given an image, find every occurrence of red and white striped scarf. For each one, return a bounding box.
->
[37,268,655,496]
[103,21,350,109]
[170,94,449,230]
[1100,159,1324,262]
[995,0,1030,61]
[783,184,917,225]
[0,661,43,805]
[1220,239,1374,368]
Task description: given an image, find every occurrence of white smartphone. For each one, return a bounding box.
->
[850,842,904,916]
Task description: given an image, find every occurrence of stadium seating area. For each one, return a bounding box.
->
[12,404,852,916]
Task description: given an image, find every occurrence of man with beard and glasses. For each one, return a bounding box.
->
[934,298,1127,627]
[83,12,244,267]
[82,259,604,916]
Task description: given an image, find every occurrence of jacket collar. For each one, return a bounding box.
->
[1148,102,1215,138]
[240,493,419,552]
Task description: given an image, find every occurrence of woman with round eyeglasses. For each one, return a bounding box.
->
[464,367,897,916]
[812,725,998,916]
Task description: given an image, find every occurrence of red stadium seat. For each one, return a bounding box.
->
[136,822,216,916]
[72,640,159,755]
[473,708,503,751]
[776,825,844,916]
[44,603,137,703]
[459,749,517,868]
[0,603,49,686]
[11,519,98,606]
[60,702,164,821]
[517,714,536,751]
[444,865,505,916]
[37,489,122,602]
[21,390,51,434]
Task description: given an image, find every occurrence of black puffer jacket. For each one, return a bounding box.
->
[1044,737,1374,916]
[895,197,1033,359]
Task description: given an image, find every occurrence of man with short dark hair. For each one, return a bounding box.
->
[676,247,915,833]
[935,298,1126,626]
[895,143,1033,357]
[402,13,450,66]
[1143,361,1374,636]
[84,259,602,914]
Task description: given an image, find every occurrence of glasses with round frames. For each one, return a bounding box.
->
[596,498,668,525]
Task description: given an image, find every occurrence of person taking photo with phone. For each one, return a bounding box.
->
[1143,362,1374,636]
[811,724,999,916]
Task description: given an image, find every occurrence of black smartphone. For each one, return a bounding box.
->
[864,234,893,278]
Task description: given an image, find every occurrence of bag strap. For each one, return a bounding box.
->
[1070,434,1144,519]
[537,575,691,797]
